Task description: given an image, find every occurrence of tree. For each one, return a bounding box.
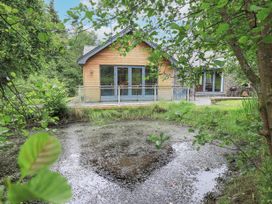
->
[48,0,60,24]
[0,0,69,125]
[0,0,65,84]
[69,0,272,156]
[47,30,97,96]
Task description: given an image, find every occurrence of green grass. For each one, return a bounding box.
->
[212,99,243,110]
[218,173,258,204]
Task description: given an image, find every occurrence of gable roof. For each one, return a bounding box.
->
[77,28,177,65]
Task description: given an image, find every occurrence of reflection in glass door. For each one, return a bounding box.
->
[205,71,214,92]
[117,67,128,95]
[214,71,222,92]
[101,65,156,101]
[132,68,143,95]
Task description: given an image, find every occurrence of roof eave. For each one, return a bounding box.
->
[77,28,132,65]
[77,28,178,66]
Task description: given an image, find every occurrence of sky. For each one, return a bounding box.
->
[45,0,114,40]
[45,0,80,20]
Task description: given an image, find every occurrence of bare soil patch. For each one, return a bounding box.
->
[79,123,174,188]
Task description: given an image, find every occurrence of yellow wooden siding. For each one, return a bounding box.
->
[158,61,174,100]
[82,42,174,102]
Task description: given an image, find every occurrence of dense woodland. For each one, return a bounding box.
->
[0,0,97,96]
[0,0,98,137]
[0,1,97,202]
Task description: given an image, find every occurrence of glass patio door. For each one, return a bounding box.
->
[131,67,143,96]
[115,66,145,99]
[117,67,129,96]
[205,71,214,92]
[197,70,223,92]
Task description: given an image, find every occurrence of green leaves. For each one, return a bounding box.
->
[8,170,71,204]
[216,0,228,8]
[263,35,272,43]
[256,8,270,21]
[18,132,61,177]
[249,5,262,12]
[147,133,170,149]
[214,60,226,67]
[216,23,229,35]
[6,133,72,204]
[238,36,249,44]
[8,183,35,204]
[170,22,180,31]
[0,126,9,136]
[37,32,49,43]
[27,169,71,204]
[0,2,17,14]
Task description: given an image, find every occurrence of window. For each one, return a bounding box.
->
[132,68,142,95]
[214,71,222,92]
[145,67,158,95]
[196,72,204,92]
[205,71,214,92]
[196,70,223,92]
[100,65,114,96]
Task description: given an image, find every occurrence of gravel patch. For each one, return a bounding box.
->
[53,120,229,204]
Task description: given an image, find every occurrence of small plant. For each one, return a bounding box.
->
[152,104,167,113]
[0,132,71,204]
[241,97,259,120]
[147,133,170,149]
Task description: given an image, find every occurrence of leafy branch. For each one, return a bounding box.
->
[1,132,72,204]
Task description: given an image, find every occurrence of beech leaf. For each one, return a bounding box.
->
[18,132,61,177]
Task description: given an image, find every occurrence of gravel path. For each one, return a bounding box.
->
[53,121,228,204]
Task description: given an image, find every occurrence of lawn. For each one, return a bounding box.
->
[212,99,243,109]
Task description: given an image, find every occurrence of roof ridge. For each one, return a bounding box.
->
[77,28,177,65]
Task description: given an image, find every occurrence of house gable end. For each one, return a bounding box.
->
[77,28,177,66]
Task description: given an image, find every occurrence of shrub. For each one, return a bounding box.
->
[0,73,68,142]
[21,74,68,118]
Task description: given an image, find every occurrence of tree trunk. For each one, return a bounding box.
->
[257,41,272,156]
[221,8,272,156]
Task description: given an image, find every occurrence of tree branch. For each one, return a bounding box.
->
[220,9,260,90]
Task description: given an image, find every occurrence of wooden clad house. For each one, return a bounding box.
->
[77,29,179,102]
[77,29,226,102]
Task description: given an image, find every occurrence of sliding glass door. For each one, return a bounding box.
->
[117,67,129,96]
[196,69,223,93]
[100,65,115,97]
[116,66,145,99]
[205,71,214,92]
[131,67,143,95]
[100,65,157,101]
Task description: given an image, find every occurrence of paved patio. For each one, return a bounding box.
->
[68,97,213,109]
[68,101,160,109]
[191,97,212,106]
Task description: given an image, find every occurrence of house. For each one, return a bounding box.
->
[77,29,228,102]
[195,68,225,95]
